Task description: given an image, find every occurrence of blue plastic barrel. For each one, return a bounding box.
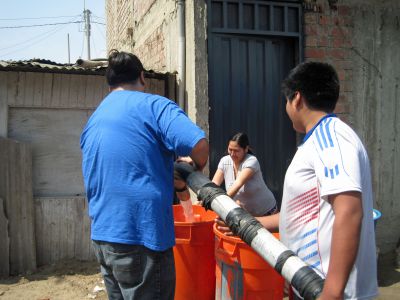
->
[373,209,381,230]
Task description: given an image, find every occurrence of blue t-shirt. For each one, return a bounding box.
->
[80,90,205,251]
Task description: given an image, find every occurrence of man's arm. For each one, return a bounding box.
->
[319,191,363,300]
[256,213,280,232]
[190,138,209,171]
[174,138,208,199]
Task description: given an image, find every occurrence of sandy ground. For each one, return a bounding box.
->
[0,252,398,300]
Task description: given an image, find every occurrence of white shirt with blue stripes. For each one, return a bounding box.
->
[280,115,378,300]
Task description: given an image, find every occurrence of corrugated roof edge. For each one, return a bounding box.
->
[0,59,171,80]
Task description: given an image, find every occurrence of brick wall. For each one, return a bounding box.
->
[106,0,169,72]
[303,1,354,123]
[134,0,157,23]
[135,26,166,71]
[106,0,134,52]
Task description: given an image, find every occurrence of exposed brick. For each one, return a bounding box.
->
[304,13,317,24]
[329,48,347,60]
[134,0,157,23]
[134,26,166,71]
[305,36,318,47]
[331,27,349,38]
[334,15,354,27]
[342,80,353,92]
[305,48,325,59]
[318,36,330,47]
[332,38,347,48]
[319,15,331,26]
[334,60,353,70]
[337,69,346,81]
[338,5,351,17]
[335,97,350,114]
[305,24,318,37]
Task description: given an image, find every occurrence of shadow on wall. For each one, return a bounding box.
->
[378,248,400,287]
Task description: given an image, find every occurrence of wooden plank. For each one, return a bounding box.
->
[15,72,26,106]
[24,72,36,106]
[0,72,8,137]
[0,197,10,276]
[0,138,36,275]
[69,74,80,108]
[42,73,53,107]
[59,74,71,108]
[32,72,44,107]
[84,75,98,108]
[75,74,88,108]
[51,73,62,107]
[35,197,94,266]
[8,108,87,196]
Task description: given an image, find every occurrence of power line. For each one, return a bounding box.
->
[0,21,82,29]
[0,21,73,58]
[94,23,106,41]
[0,16,82,52]
[0,15,80,21]
[92,21,105,25]
[92,14,105,20]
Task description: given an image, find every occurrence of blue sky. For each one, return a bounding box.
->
[0,0,106,63]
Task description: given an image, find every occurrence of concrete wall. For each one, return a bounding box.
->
[350,0,400,253]
[304,0,400,253]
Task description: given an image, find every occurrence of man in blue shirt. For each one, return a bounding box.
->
[80,50,208,300]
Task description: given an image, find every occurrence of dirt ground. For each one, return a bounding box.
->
[0,252,398,300]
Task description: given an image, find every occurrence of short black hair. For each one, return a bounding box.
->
[106,50,144,87]
[281,61,340,113]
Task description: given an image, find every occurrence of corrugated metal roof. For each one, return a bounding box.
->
[0,59,107,75]
[0,58,170,80]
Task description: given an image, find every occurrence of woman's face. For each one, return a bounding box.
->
[228,141,248,163]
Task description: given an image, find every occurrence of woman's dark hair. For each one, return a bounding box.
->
[106,49,144,87]
[281,61,340,113]
[229,132,254,154]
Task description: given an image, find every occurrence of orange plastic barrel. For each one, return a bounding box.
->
[173,204,217,300]
[214,223,285,300]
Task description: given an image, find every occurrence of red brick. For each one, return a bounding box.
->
[337,70,346,81]
[338,5,351,16]
[333,38,345,48]
[342,80,353,92]
[305,48,325,59]
[327,49,346,60]
[305,24,318,36]
[335,60,352,70]
[304,13,317,24]
[331,27,347,38]
[319,15,331,26]
[334,16,354,27]
[318,36,330,47]
[305,36,318,47]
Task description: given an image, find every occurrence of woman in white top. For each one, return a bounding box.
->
[212,132,277,217]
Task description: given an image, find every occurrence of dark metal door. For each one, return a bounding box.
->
[208,0,302,204]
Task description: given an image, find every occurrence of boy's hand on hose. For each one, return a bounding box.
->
[215,217,235,236]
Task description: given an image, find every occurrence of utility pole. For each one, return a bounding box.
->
[83,8,91,60]
[67,33,71,64]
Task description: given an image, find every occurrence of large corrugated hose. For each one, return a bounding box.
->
[174,162,325,300]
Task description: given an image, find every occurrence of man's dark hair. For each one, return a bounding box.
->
[106,50,144,87]
[281,61,340,113]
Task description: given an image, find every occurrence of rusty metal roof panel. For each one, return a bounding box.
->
[0,59,108,75]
